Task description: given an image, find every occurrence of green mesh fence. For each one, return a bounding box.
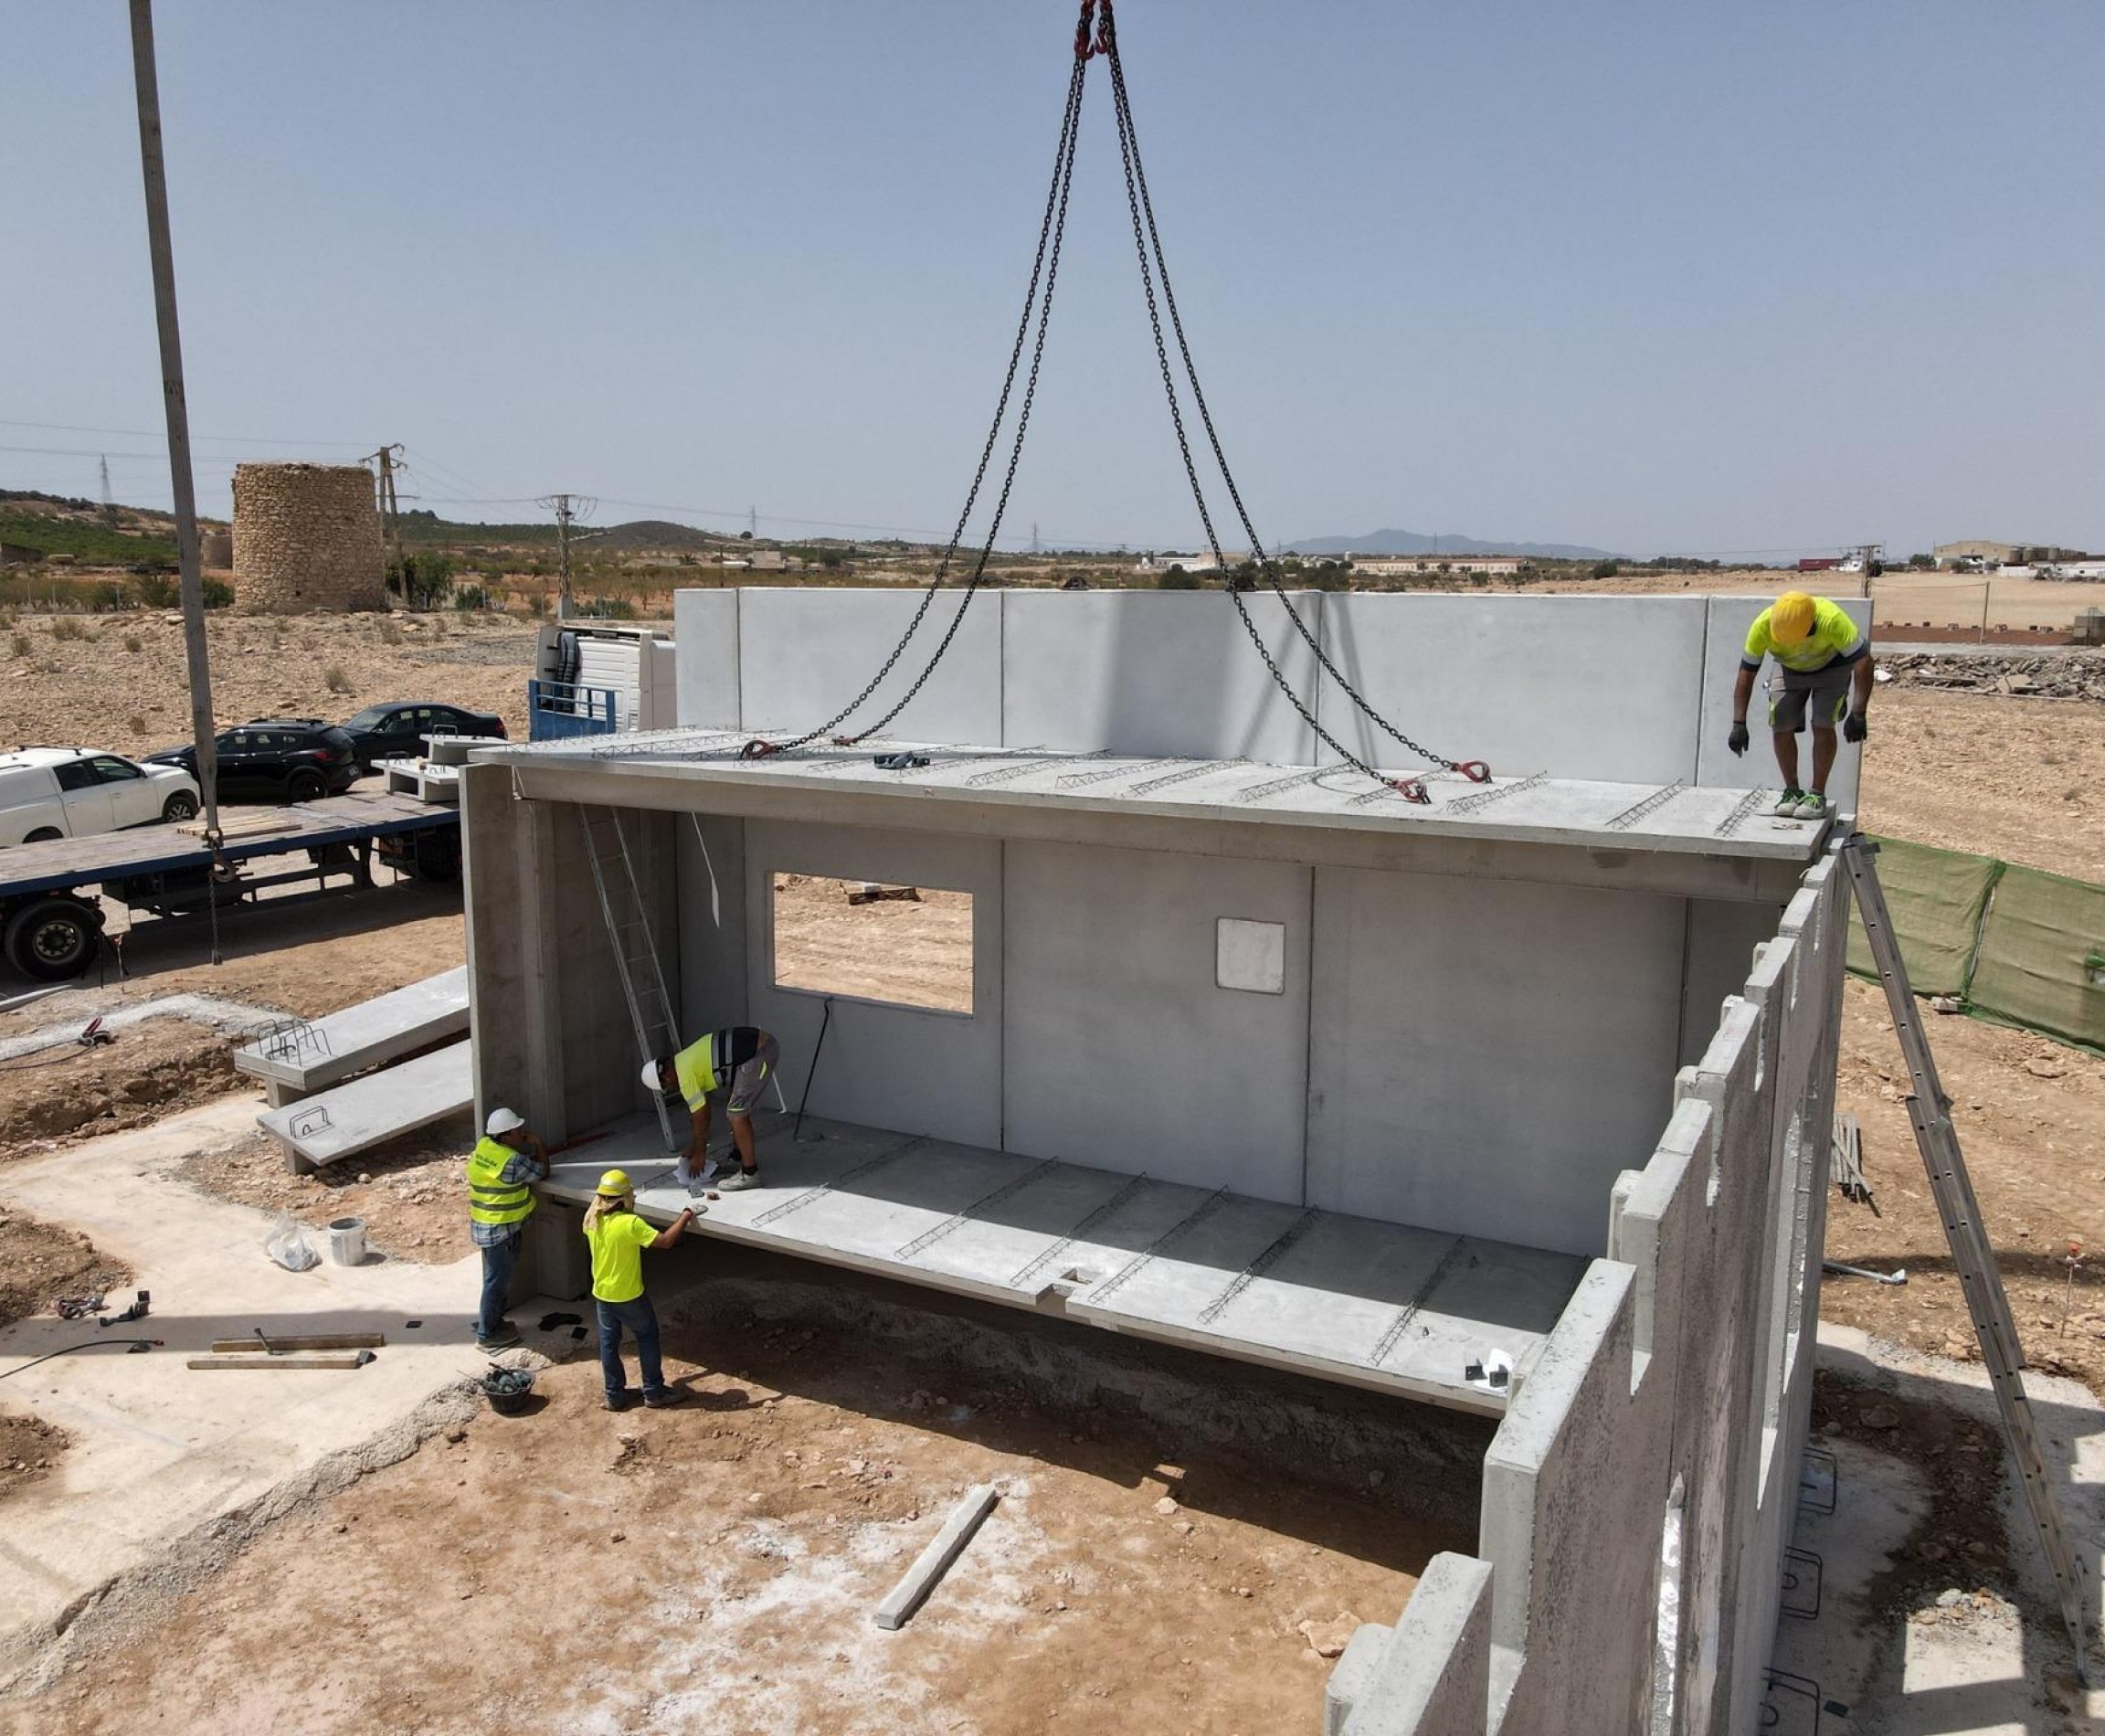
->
[1846,836,2105,1053]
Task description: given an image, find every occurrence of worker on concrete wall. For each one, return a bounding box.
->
[467,1106,546,1353]
[644,1025,779,1191]
[584,1169,694,1411]
[1726,590,1875,822]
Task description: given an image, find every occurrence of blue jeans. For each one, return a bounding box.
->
[597,1295,667,1402]
[477,1232,522,1341]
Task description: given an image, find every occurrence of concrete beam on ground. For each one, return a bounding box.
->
[255,1041,471,1172]
[230,967,469,1105]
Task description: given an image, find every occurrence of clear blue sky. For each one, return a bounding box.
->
[4,1,2100,558]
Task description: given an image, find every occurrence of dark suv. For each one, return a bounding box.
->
[339,701,506,771]
[145,719,363,804]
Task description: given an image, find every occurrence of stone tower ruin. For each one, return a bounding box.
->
[231,461,387,613]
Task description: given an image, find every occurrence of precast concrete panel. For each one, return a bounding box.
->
[1678,897,1788,1068]
[1695,596,1869,811]
[1318,594,1709,785]
[676,812,749,1036]
[673,588,742,728]
[1001,839,1312,1202]
[745,819,1002,1149]
[1001,590,1323,764]
[553,807,667,1135]
[735,587,1002,746]
[1306,867,1686,1256]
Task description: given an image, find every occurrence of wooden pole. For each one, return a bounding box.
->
[128,0,221,864]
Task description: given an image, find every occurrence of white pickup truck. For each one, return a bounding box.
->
[0,747,202,847]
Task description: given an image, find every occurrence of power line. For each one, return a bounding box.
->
[0,416,370,448]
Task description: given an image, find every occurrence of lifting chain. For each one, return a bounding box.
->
[749,0,1483,802]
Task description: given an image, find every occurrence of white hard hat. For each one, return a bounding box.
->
[485,1106,525,1137]
[640,1058,666,1091]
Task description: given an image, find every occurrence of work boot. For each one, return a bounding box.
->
[1793,790,1831,821]
[716,1167,761,1191]
[476,1328,522,1352]
[643,1389,688,1410]
[1771,787,1804,817]
[604,1388,640,1413]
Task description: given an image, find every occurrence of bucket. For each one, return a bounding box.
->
[326,1216,367,1265]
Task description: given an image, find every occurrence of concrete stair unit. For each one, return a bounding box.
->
[256,1039,471,1172]
[233,967,470,1108]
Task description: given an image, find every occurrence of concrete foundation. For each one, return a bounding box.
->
[465,588,1856,1734]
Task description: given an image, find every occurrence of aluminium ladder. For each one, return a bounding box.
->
[576,805,682,1154]
[1841,832,2090,1682]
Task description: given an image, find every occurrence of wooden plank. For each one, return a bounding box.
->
[185,1352,374,1371]
[207,1332,386,1354]
[872,1483,1000,1630]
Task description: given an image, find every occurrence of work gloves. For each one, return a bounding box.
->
[1727,721,1750,757]
[1843,711,1868,744]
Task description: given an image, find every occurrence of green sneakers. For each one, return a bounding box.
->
[1771,789,1831,821]
[1772,787,1805,817]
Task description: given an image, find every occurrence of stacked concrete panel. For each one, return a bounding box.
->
[230,461,386,613]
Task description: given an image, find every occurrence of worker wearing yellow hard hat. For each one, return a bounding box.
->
[1727,589,1876,822]
[583,1168,697,1411]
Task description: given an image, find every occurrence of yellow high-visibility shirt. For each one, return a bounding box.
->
[1741,598,1866,673]
[584,1210,658,1304]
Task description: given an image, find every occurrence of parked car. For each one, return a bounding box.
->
[338,701,506,770]
[0,747,201,847]
[144,719,361,804]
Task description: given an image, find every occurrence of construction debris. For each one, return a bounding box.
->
[1878,650,2105,701]
[872,1482,1000,1630]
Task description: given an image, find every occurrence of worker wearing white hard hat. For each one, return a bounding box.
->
[466,1106,546,1352]
[642,1025,779,1191]
[584,1169,696,1411]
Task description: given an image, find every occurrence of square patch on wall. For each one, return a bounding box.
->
[1216,917,1285,995]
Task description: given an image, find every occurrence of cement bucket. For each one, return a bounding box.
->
[326,1216,367,1265]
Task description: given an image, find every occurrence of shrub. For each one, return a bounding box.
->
[323,664,352,694]
[201,577,233,609]
[50,617,90,641]
[378,619,403,646]
[1590,559,1620,580]
[123,633,143,653]
[126,714,146,735]
[580,596,636,619]
[131,572,180,609]
[452,583,490,612]
[9,632,29,661]
[1156,564,1201,590]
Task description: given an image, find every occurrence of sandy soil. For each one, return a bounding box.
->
[0,1017,238,1152]
[0,1205,130,1329]
[0,1409,68,1505]
[0,610,537,752]
[1516,565,2105,632]
[772,876,975,1013]
[1856,688,2105,879]
[178,1120,476,1266]
[3,1293,1452,1736]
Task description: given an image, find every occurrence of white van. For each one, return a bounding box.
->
[0,748,202,847]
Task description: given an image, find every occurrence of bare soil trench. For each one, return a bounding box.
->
[1,1267,1475,1736]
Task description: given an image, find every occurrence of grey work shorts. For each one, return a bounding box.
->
[725,1033,779,1117]
[1766,662,1853,734]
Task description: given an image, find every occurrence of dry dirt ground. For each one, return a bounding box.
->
[1,1279,1465,1736]
[0,609,536,750]
[772,876,976,1013]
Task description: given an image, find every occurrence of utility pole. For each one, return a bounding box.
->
[371,443,407,605]
[128,0,221,917]
[538,492,592,619]
[99,453,114,523]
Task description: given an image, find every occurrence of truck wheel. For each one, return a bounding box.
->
[5,897,102,981]
[24,827,62,843]
[162,791,200,823]
[287,770,326,804]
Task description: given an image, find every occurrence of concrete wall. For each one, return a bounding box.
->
[1306,869,1687,1256]
[1002,841,1312,1201]
[674,589,1875,805]
[1337,842,1847,1736]
[743,819,1004,1150]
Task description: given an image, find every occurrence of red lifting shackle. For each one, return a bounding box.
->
[1455,760,1493,784]
[738,739,780,760]
[1390,778,1431,805]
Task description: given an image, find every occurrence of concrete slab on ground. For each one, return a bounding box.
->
[231,966,469,1103]
[0,1096,565,1688]
[539,1112,1587,1415]
[255,1038,472,1168]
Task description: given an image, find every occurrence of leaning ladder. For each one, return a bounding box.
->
[576,805,682,1153]
[1841,831,2090,1682]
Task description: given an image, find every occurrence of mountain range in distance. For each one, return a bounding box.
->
[1285,528,1614,561]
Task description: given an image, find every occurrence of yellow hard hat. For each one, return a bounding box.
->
[1771,591,1816,645]
[596,1169,633,1198]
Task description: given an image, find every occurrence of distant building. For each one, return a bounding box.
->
[1935,539,2087,569]
[0,541,40,566]
[1350,554,1524,578]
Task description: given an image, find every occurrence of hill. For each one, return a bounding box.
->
[1285,528,1614,561]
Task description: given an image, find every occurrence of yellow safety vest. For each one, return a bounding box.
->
[466,1135,536,1229]
[672,1035,716,1112]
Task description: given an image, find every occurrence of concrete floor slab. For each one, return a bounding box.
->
[254,1038,472,1167]
[0,1097,561,1687]
[231,966,469,1099]
[541,1112,1588,1415]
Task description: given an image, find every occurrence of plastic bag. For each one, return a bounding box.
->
[263,1210,320,1272]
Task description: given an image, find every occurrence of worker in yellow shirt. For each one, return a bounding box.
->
[643,1025,779,1191]
[583,1169,695,1412]
[1727,590,1875,821]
